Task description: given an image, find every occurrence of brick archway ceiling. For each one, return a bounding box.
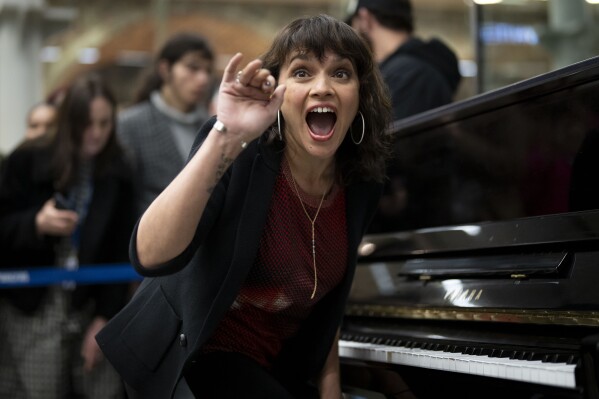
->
[61,13,271,86]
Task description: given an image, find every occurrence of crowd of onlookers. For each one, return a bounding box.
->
[0,32,216,399]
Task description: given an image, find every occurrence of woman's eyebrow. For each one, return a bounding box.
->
[287,53,312,64]
[287,53,350,66]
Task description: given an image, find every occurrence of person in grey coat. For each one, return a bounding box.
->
[118,32,215,216]
[97,15,391,398]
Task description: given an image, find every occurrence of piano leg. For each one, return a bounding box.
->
[581,334,599,399]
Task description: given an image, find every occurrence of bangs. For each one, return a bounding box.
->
[264,15,372,79]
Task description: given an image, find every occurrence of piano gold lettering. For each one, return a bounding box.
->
[444,288,483,303]
[458,289,470,301]
[475,289,483,300]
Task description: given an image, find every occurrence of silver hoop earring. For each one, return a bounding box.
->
[277,110,283,141]
[351,111,365,145]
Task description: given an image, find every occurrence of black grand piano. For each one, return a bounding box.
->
[340,56,599,399]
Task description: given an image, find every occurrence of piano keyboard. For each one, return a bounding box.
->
[339,339,577,389]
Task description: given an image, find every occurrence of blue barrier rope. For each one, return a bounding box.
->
[0,263,143,288]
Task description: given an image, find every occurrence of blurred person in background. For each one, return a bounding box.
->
[25,102,58,141]
[96,14,391,399]
[347,0,462,234]
[347,0,461,121]
[0,101,57,173]
[0,74,135,399]
[118,32,215,217]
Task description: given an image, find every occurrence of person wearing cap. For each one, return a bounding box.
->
[347,0,461,121]
[347,0,462,235]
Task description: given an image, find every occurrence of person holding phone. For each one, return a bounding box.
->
[0,74,135,398]
[97,14,391,398]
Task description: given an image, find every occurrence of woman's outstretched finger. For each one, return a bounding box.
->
[223,53,244,84]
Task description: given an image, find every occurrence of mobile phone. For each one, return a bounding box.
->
[54,193,72,210]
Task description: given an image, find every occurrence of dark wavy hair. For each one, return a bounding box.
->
[51,73,121,192]
[133,32,214,104]
[261,14,392,184]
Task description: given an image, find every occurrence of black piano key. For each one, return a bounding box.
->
[570,355,579,364]
[480,348,493,356]
[565,354,578,364]
[545,354,559,363]
[341,332,579,369]
[499,349,515,358]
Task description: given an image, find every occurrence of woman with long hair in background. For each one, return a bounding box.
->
[0,74,135,398]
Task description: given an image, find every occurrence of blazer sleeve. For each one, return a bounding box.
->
[0,147,53,258]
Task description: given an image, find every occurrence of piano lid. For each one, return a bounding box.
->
[398,252,568,279]
[359,210,599,260]
[366,56,599,256]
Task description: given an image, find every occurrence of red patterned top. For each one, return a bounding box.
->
[201,159,348,367]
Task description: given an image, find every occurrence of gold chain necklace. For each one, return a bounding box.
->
[289,170,327,300]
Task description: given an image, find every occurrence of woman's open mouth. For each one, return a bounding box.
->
[306,107,337,141]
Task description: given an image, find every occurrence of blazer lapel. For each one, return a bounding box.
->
[228,143,282,282]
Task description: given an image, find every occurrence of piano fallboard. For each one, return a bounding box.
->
[348,250,599,319]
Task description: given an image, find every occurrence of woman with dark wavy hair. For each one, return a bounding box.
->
[0,74,135,398]
[97,14,391,398]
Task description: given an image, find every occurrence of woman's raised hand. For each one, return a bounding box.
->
[215,53,285,144]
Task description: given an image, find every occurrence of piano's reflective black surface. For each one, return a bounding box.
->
[340,56,599,399]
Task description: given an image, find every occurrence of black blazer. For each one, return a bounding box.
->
[96,119,382,398]
[0,141,136,319]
